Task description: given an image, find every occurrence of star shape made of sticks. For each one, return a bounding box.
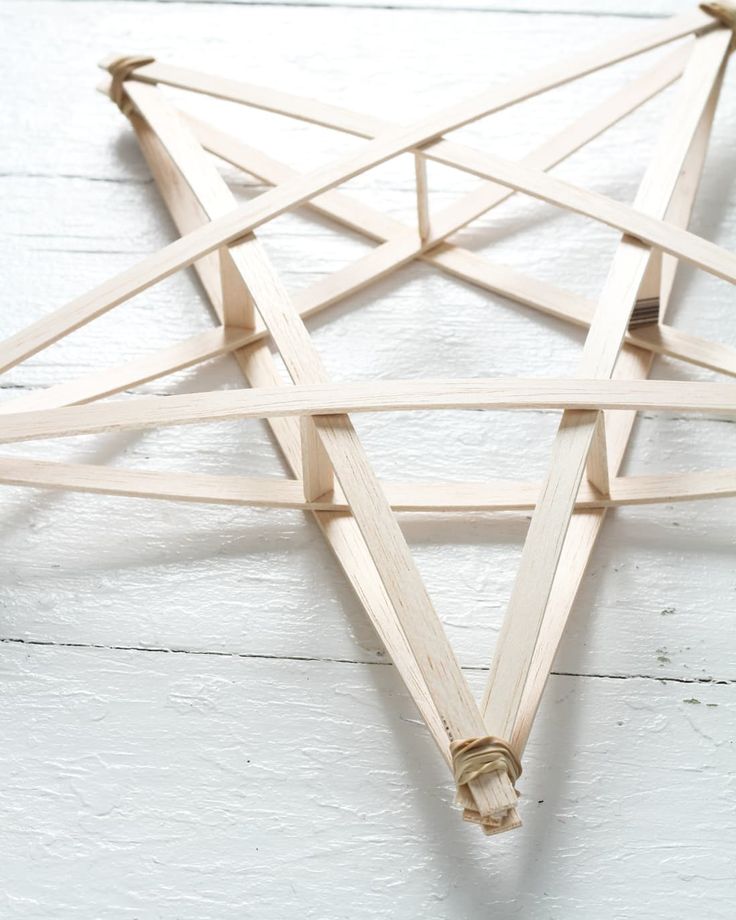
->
[2,3,735,837]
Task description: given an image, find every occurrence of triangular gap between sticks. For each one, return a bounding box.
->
[3,7,733,837]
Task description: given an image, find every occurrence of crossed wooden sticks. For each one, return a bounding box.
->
[2,3,734,834]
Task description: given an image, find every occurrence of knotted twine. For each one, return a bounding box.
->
[700,3,736,47]
[450,735,522,806]
[105,55,155,116]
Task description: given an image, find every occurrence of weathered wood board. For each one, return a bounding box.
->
[0,1,734,916]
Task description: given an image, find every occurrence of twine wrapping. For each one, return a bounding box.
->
[106,55,155,116]
[450,735,522,801]
[700,3,736,43]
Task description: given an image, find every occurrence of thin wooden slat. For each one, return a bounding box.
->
[479,30,731,777]
[124,9,710,139]
[414,151,431,241]
[126,101,459,801]
[219,245,255,328]
[426,247,736,377]
[300,416,334,501]
[127,82,516,826]
[586,413,611,495]
[1,455,733,512]
[124,80,336,500]
[0,16,726,375]
[187,51,736,380]
[0,327,253,415]
[0,377,733,444]
[7,173,730,424]
[510,54,725,755]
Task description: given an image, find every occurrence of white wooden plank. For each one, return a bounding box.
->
[0,0,734,907]
[0,641,734,919]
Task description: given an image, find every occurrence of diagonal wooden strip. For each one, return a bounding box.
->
[6,209,731,424]
[509,51,726,755]
[0,378,733,444]
[187,51,735,378]
[4,50,730,431]
[185,42,687,244]
[127,82,518,825]
[479,29,731,778]
[0,14,727,376]
[123,9,709,139]
[125,107,467,800]
[426,247,736,377]
[0,327,254,415]
[1,455,733,512]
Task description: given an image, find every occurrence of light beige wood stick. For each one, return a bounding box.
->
[586,413,611,496]
[1,456,733,512]
[426,247,736,377]
[1,377,733,444]
[0,15,722,377]
[131,103,494,820]
[123,80,332,501]
[414,150,431,241]
[126,81,517,826]
[121,9,710,137]
[187,43,688,243]
[300,416,334,501]
[219,246,255,328]
[3,50,727,454]
[125,105,466,811]
[510,48,726,755]
[0,327,253,415]
[480,29,731,775]
[5,201,731,423]
[186,51,736,380]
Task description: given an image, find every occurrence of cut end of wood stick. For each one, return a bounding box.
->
[96,78,113,99]
[462,806,523,836]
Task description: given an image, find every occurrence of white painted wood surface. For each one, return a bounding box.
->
[1,2,734,917]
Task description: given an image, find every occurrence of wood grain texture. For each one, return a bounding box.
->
[1,454,733,510]
[124,78,516,822]
[480,30,731,758]
[0,377,733,444]
[0,8,726,374]
[1,1,735,915]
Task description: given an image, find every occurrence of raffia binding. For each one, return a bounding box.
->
[700,3,736,45]
[450,735,522,800]
[106,55,156,116]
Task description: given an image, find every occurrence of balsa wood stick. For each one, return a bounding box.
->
[426,247,736,378]
[0,327,254,415]
[586,414,611,496]
[1,378,733,444]
[122,80,334,501]
[186,57,736,380]
[126,82,518,827]
[479,29,732,780]
[122,10,709,139]
[510,51,726,755]
[1,16,732,832]
[125,104,493,823]
[4,206,731,422]
[125,101,472,818]
[0,15,727,376]
[186,41,687,244]
[414,151,431,241]
[1,456,733,512]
